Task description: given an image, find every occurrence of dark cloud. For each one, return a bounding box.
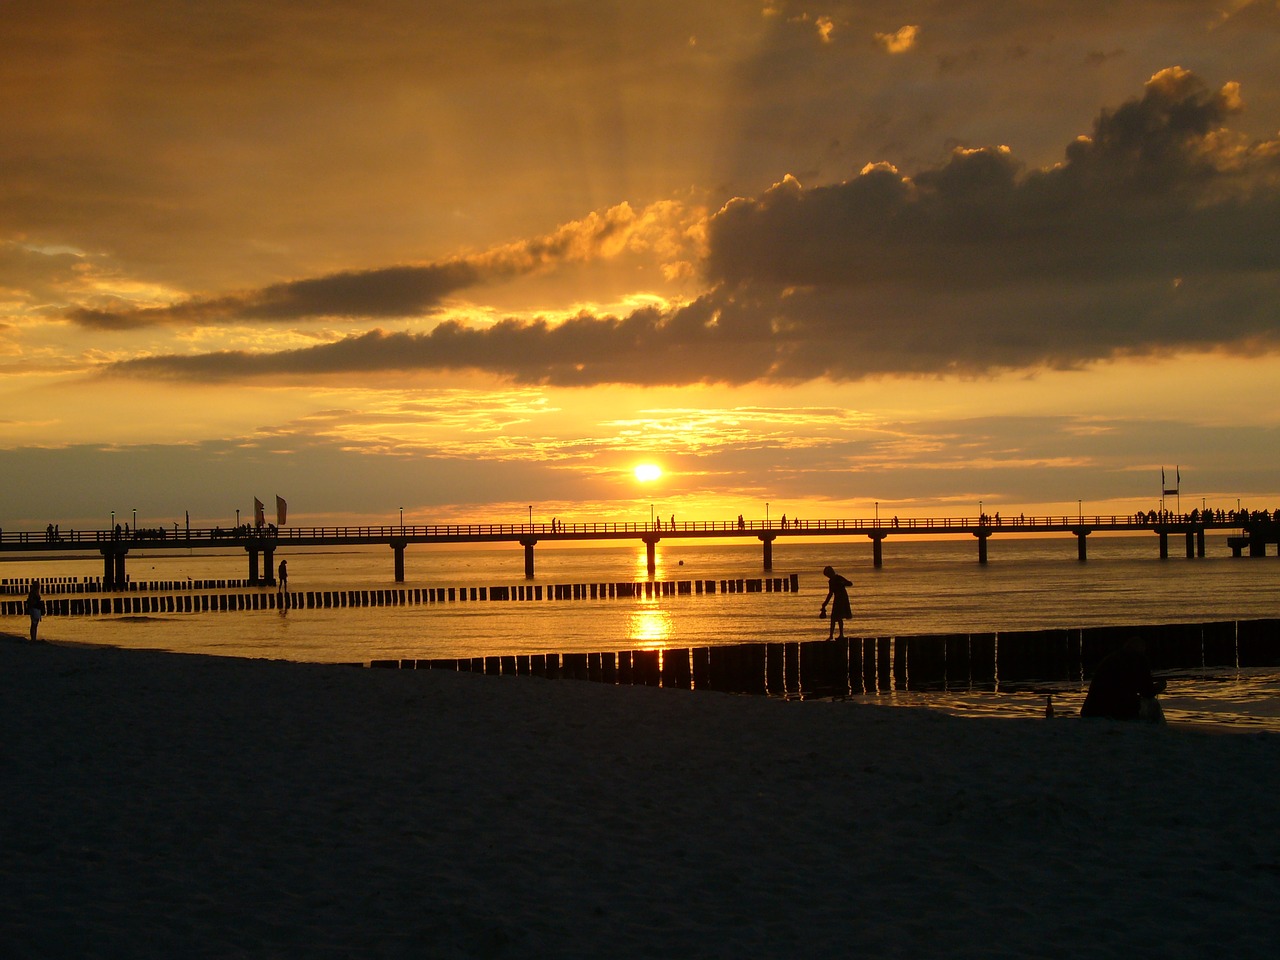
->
[104,69,1280,385]
[66,201,671,328]
[706,68,1277,289]
[103,301,781,386]
[69,261,482,330]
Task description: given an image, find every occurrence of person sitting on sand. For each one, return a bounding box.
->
[819,566,852,640]
[1080,637,1167,721]
[27,584,45,643]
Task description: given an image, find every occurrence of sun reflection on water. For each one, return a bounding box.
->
[627,605,672,648]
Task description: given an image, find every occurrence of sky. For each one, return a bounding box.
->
[3,0,1280,531]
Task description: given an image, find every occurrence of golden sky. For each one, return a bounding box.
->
[3,1,1280,529]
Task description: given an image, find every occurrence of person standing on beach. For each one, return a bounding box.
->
[278,559,288,593]
[819,566,852,640]
[26,583,45,642]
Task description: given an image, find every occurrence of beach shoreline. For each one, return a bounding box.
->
[3,632,1278,958]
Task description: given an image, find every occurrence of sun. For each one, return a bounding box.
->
[634,463,663,483]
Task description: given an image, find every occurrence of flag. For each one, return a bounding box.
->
[1162,466,1178,497]
[276,496,287,526]
[254,497,265,527]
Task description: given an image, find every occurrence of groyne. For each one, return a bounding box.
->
[0,574,800,617]
[373,619,1280,697]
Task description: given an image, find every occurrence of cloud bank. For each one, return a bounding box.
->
[105,69,1280,385]
[71,202,692,329]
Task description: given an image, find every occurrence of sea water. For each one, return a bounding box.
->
[5,534,1279,729]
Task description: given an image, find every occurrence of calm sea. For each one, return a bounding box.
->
[6,533,1279,729]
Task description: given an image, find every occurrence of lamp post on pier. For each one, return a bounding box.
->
[399,506,403,533]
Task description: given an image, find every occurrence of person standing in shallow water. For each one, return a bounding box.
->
[278,559,288,593]
[26,584,45,642]
[819,566,852,640]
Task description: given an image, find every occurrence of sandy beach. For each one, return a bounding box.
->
[3,632,1278,959]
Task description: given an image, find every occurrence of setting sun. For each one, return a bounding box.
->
[634,463,663,483]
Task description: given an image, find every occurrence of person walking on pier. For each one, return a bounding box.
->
[819,566,853,640]
[26,583,45,643]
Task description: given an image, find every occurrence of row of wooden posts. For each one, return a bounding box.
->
[373,618,1280,696]
[0,575,800,618]
[2,576,257,595]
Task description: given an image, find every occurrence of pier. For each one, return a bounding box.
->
[1,509,1274,587]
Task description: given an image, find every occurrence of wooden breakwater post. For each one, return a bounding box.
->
[992,629,1072,684]
[3,571,803,623]
[901,634,947,688]
[799,638,850,698]
[372,617,1280,696]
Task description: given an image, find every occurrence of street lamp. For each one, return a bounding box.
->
[875,501,879,525]
[132,508,137,530]
[1078,499,1082,522]
[399,506,404,532]
[528,505,532,527]
[766,502,769,528]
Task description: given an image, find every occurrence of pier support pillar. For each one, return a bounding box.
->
[1197,528,1205,558]
[247,546,260,585]
[975,532,989,564]
[263,546,275,586]
[643,536,660,578]
[392,540,405,583]
[101,548,127,590]
[870,533,885,568]
[1185,530,1195,559]
[759,534,776,572]
[520,537,537,579]
[1075,529,1089,561]
[1158,530,1169,559]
